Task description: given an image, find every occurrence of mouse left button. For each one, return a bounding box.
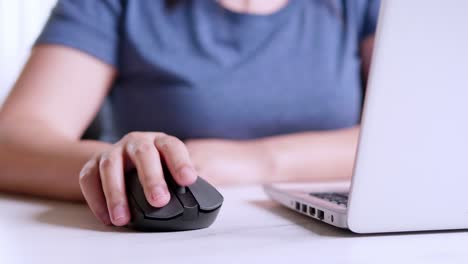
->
[126,170,184,219]
[144,188,184,219]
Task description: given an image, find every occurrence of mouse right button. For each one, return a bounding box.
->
[187,177,223,211]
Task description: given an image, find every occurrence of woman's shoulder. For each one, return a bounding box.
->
[35,0,173,67]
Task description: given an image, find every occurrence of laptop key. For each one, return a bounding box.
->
[310,193,349,208]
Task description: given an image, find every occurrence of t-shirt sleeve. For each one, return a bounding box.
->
[35,0,122,67]
[358,0,381,41]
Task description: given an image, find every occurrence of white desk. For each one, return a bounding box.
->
[1,186,467,264]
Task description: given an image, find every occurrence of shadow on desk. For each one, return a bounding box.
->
[35,203,131,233]
[0,193,129,233]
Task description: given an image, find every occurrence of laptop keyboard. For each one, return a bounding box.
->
[310,193,349,208]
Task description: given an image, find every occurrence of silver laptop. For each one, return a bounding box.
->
[264,0,468,233]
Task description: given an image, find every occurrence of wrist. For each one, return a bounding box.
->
[248,138,280,184]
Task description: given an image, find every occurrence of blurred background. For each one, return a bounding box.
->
[0,0,56,105]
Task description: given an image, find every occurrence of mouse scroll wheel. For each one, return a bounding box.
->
[176,186,187,194]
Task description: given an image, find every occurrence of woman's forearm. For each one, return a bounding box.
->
[0,122,359,200]
[0,123,110,201]
[0,45,117,201]
[261,126,360,182]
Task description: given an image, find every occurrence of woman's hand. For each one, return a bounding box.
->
[78,132,198,226]
[185,139,273,186]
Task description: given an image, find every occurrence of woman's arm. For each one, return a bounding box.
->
[0,45,115,201]
[186,127,359,184]
[361,36,375,80]
[262,126,359,182]
[0,45,199,226]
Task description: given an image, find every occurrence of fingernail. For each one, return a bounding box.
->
[111,205,127,223]
[180,167,197,183]
[79,161,95,177]
[151,185,169,205]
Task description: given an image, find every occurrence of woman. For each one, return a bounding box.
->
[0,0,380,227]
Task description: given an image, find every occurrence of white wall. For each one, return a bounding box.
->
[0,0,57,105]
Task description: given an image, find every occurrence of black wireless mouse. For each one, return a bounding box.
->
[125,167,223,232]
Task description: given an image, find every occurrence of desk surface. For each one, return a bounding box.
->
[1,186,467,264]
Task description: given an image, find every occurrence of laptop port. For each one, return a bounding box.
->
[301,204,307,213]
[308,207,316,216]
[295,201,300,211]
[317,210,325,220]
[331,215,334,222]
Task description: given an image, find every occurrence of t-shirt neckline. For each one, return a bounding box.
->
[206,0,299,22]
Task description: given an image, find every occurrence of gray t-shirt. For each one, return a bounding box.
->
[37,0,380,141]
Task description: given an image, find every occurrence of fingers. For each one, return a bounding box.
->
[99,148,131,226]
[126,137,170,208]
[79,158,111,225]
[154,134,198,186]
[79,132,197,227]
